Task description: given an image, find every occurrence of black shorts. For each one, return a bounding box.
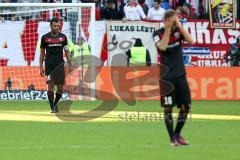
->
[45,63,65,85]
[160,75,191,108]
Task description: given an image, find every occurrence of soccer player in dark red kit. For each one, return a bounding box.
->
[153,9,195,146]
[39,17,72,113]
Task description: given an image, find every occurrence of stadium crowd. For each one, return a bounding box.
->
[1,0,239,21]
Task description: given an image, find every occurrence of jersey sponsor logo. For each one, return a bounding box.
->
[174,32,180,39]
[48,44,63,47]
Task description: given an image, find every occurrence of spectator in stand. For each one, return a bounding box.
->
[17,0,41,2]
[138,0,149,16]
[175,0,185,7]
[102,0,123,20]
[28,84,35,91]
[38,0,63,30]
[238,0,240,20]
[182,2,198,20]
[40,0,62,22]
[125,38,151,66]
[115,0,125,18]
[145,0,153,9]
[175,2,198,22]
[0,0,17,22]
[147,0,165,21]
[5,77,12,90]
[123,0,146,21]
[176,4,187,23]
[61,0,72,2]
[94,0,102,20]
[160,0,171,10]
[189,0,199,17]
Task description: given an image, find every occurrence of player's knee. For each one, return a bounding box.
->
[47,85,54,91]
[56,86,63,94]
[56,90,63,94]
[180,104,190,113]
[164,107,172,114]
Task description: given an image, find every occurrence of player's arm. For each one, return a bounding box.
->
[64,36,73,72]
[64,46,73,72]
[39,36,46,77]
[154,17,174,51]
[155,28,171,51]
[175,17,195,45]
[39,48,45,77]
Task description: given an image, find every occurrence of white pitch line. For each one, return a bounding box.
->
[0,110,240,122]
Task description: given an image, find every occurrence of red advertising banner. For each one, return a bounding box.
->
[1,66,240,100]
[95,67,240,100]
[181,20,240,66]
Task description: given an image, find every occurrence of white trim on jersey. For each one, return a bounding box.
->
[167,42,180,49]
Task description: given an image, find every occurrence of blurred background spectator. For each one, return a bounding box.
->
[147,0,165,21]
[0,0,17,21]
[123,0,146,21]
[138,0,148,15]
[0,0,237,21]
[125,38,151,66]
[5,77,12,90]
[160,0,171,10]
[238,0,240,20]
[28,84,35,91]
[17,0,41,2]
[145,0,153,9]
[101,0,123,20]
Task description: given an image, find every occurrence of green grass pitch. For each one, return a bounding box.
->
[0,100,239,160]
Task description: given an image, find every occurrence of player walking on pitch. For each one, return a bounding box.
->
[39,17,72,113]
[153,10,195,146]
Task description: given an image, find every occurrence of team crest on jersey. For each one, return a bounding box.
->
[174,32,180,39]
[59,37,63,41]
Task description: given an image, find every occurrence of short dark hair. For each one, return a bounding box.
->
[50,17,59,25]
[163,9,177,20]
[154,0,160,4]
[134,38,143,47]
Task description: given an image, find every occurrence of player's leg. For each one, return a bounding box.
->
[52,63,65,113]
[53,84,63,112]
[45,64,56,113]
[175,76,191,145]
[47,81,55,113]
[175,104,190,145]
[163,106,179,146]
[160,78,178,146]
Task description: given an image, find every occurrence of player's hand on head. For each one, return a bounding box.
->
[164,17,175,29]
[174,15,182,28]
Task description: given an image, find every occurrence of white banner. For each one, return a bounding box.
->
[1,20,240,67]
[0,21,103,66]
[106,21,160,66]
